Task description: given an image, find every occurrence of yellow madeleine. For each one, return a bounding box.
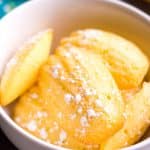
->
[0,29,52,105]
[61,29,149,89]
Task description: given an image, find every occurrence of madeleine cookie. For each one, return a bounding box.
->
[0,29,52,105]
[101,82,150,150]
[60,29,149,89]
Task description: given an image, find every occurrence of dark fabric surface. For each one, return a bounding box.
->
[0,128,17,149]
[0,1,149,150]
[124,0,150,14]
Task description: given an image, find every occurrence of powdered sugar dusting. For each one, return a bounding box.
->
[79,29,102,40]
[26,120,37,131]
[60,76,66,81]
[75,128,86,137]
[53,122,59,131]
[51,64,61,78]
[77,106,83,114]
[63,51,71,58]
[87,108,97,118]
[49,122,59,133]
[67,78,75,83]
[95,99,103,107]
[30,93,39,99]
[59,130,67,142]
[36,111,48,118]
[80,116,89,127]
[85,88,96,96]
[40,128,48,139]
[74,94,82,104]
[70,113,77,120]
[64,93,73,104]
[75,65,80,70]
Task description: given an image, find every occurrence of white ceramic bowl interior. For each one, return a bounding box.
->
[0,0,150,150]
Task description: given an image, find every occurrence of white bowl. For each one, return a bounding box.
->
[0,0,150,149]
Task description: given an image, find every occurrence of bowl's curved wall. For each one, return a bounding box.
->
[0,0,150,150]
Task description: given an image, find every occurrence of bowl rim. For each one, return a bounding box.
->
[0,0,150,150]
